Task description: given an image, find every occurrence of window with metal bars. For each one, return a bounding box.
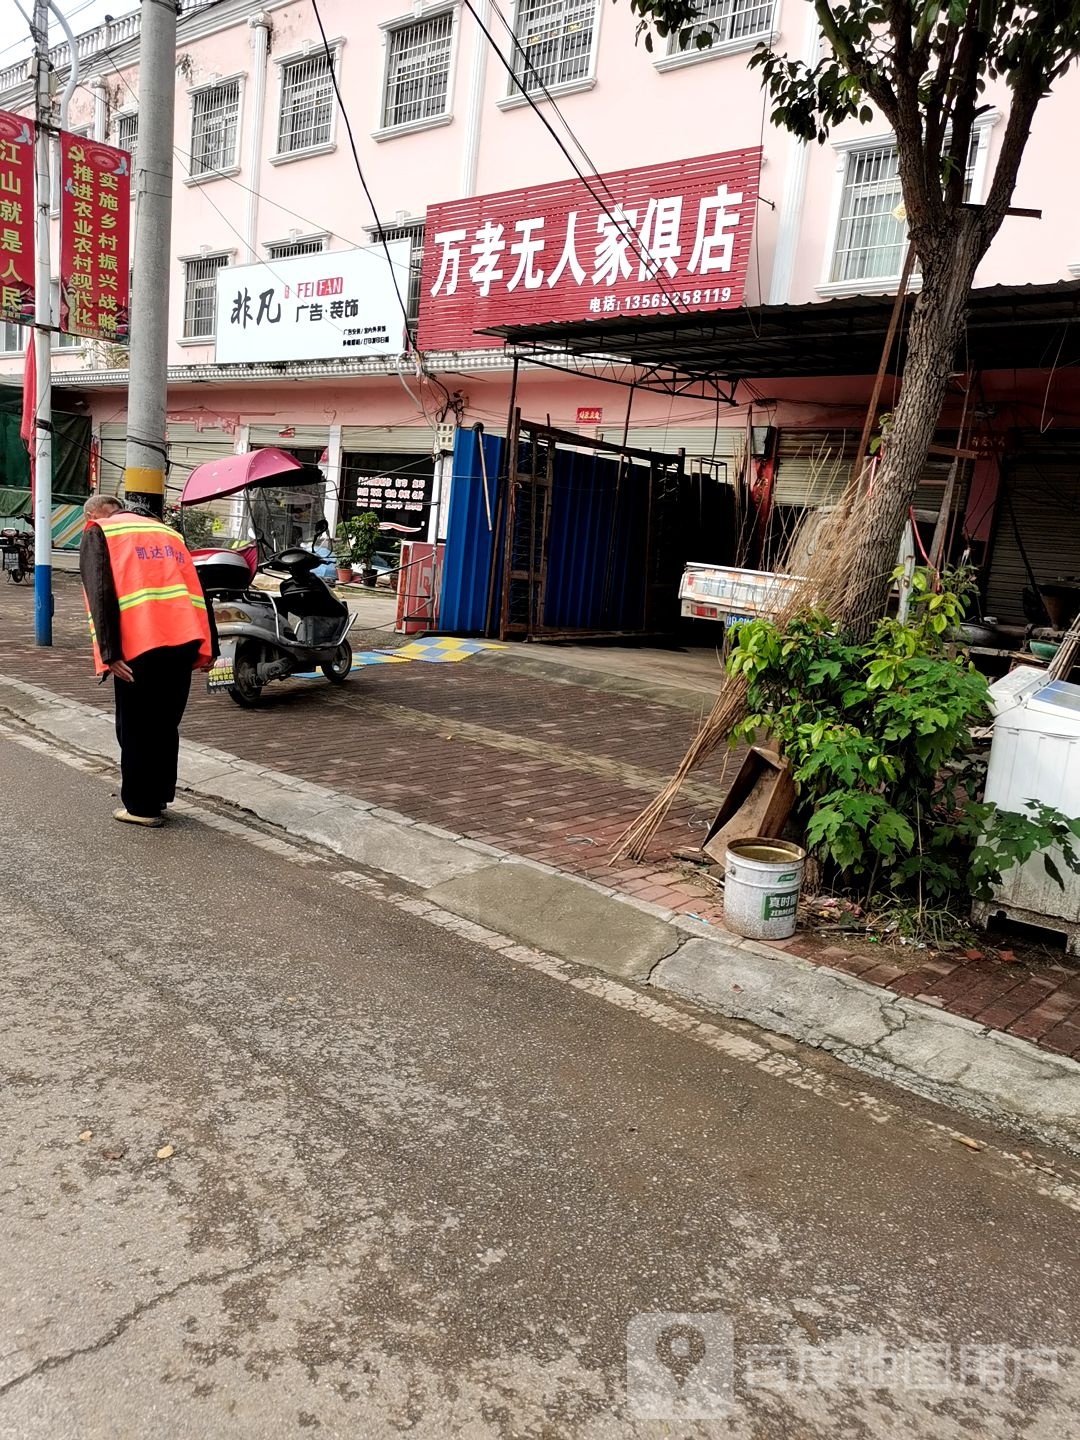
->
[510,0,597,93]
[666,0,773,49]
[189,80,240,177]
[277,53,335,155]
[831,130,986,284]
[831,145,906,283]
[116,111,138,168]
[382,13,454,129]
[368,222,424,324]
[182,254,229,338]
[266,236,327,260]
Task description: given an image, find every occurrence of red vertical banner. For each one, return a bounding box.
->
[0,110,36,326]
[59,132,130,343]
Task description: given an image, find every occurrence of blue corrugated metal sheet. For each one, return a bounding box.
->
[439,427,503,634]
[542,449,648,632]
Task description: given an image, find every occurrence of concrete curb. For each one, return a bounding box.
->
[3,670,1079,1155]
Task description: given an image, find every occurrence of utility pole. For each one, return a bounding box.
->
[31,0,53,645]
[123,0,176,518]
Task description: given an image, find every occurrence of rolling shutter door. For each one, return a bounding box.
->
[607,426,747,472]
[248,424,330,450]
[341,424,434,455]
[774,430,970,519]
[985,435,1080,625]
[164,423,237,529]
[98,423,127,498]
[773,430,858,507]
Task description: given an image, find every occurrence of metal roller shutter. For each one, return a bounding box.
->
[341,424,435,455]
[248,424,330,450]
[98,423,127,498]
[985,435,1080,625]
[164,423,237,531]
[773,429,858,507]
[774,429,970,519]
[603,425,747,467]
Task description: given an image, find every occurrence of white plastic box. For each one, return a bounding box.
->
[976,666,1080,952]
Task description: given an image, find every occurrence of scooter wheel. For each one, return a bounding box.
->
[229,647,263,707]
[9,568,25,584]
[321,639,353,684]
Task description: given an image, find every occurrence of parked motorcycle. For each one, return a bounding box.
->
[0,523,33,584]
[194,546,355,707]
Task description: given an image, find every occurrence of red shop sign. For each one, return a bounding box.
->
[0,110,36,327]
[418,148,762,352]
[59,132,131,343]
[576,406,603,425]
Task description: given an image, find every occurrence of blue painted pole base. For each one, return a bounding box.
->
[34,562,53,646]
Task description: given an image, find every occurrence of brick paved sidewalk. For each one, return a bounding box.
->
[4,570,1080,1060]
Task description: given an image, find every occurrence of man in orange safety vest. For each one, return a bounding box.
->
[80,494,216,827]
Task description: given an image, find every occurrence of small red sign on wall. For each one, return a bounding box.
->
[576,406,603,425]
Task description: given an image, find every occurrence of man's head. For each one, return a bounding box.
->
[83,495,124,524]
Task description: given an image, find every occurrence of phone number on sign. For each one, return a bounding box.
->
[593,286,734,314]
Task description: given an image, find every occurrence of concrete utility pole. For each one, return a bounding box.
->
[123,0,176,517]
[31,0,53,645]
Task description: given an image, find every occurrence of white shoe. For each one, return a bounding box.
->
[113,808,164,828]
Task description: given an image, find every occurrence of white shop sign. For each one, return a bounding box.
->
[214,241,410,364]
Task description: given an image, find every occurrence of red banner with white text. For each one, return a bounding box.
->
[417,148,761,351]
[59,131,131,342]
[0,110,36,327]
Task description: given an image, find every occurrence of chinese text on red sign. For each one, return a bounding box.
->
[59,133,131,342]
[0,111,36,326]
[417,149,762,351]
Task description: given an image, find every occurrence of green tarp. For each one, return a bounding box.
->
[0,386,91,497]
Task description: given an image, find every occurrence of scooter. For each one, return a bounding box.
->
[194,546,355,707]
[0,523,33,584]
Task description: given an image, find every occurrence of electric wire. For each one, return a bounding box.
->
[458,0,694,317]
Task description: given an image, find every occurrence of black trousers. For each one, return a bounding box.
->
[113,643,198,817]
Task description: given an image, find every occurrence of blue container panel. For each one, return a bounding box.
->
[439,427,503,635]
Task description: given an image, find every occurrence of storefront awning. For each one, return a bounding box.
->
[479,280,1080,398]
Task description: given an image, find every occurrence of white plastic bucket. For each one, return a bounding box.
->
[723,838,806,940]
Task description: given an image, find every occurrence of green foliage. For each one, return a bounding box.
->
[336,512,382,568]
[166,504,217,550]
[727,569,1080,906]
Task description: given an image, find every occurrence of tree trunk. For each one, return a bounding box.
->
[840,225,984,638]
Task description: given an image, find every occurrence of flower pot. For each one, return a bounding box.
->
[336,566,353,584]
[361,568,378,589]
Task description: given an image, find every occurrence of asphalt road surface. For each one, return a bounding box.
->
[0,719,1077,1440]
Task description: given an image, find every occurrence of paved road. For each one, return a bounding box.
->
[0,722,1077,1439]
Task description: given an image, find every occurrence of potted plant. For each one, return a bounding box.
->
[349,511,383,588]
[333,524,355,585]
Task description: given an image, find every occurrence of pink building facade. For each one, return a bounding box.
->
[0,0,1078,625]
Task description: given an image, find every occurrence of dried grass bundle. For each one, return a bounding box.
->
[614,475,883,862]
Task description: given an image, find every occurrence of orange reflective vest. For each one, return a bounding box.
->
[86,515,212,674]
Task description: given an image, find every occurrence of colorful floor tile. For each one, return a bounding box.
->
[394,638,502,663]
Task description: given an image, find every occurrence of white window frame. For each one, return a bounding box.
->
[269,40,342,166]
[818,119,998,298]
[179,251,233,342]
[185,74,245,184]
[366,218,425,323]
[0,318,22,353]
[114,109,138,168]
[654,0,777,70]
[374,6,459,141]
[497,0,601,111]
[265,233,329,260]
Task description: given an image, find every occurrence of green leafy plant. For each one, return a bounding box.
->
[166,504,217,550]
[727,568,1080,913]
[336,512,381,570]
